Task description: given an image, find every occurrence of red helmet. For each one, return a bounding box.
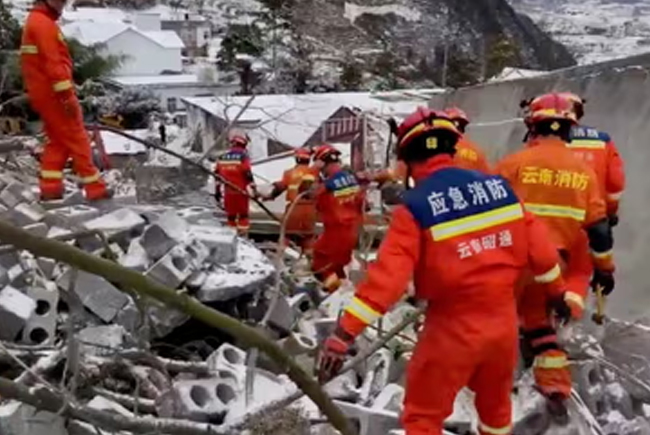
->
[557,91,585,120]
[445,107,470,125]
[397,107,461,151]
[295,147,312,161]
[229,130,250,147]
[525,93,578,126]
[313,143,341,162]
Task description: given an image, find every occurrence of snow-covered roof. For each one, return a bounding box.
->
[142,4,208,22]
[489,67,548,83]
[100,130,148,155]
[61,7,129,24]
[107,74,201,87]
[182,90,443,149]
[61,21,184,49]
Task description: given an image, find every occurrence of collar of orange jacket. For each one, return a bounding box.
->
[526,136,567,149]
[32,2,60,20]
[409,154,455,182]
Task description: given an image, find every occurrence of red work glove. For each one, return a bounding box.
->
[317,329,354,383]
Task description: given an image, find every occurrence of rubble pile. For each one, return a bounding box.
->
[0,168,648,435]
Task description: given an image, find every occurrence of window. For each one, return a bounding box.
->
[167,97,177,113]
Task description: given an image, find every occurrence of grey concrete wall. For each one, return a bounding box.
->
[428,59,650,321]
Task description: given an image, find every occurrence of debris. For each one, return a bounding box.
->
[0,286,36,341]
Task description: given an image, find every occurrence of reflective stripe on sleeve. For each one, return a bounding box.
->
[20,45,38,54]
[524,203,586,222]
[431,203,524,242]
[534,264,561,284]
[479,422,512,435]
[607,191,623,201]
[344,297,382,325]
[302,175,316,181]
[566,139,606,149]
[80,172,101,184]
[534,354,569,369]
[333,186,360,197]
[40,170,63,180]
[591,249,613,259]
[53,80,73,92]
[565,291,584,309]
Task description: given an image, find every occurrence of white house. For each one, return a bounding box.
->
[61,13,185,76]
[181,89,444,162]
[103,74,238,113]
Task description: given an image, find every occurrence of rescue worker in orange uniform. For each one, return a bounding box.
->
[496,93,615,409]
[308,144,365,293]
[318,108,568,435]
[445,107,492,173]
[20,0,111,201]
[560,92,626,227]
[262,148,319,255]
[214,133,258,235]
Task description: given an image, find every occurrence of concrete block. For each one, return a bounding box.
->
[8,264,29,289]
[22,222,49,237]
[0,265,9,289]
[324,370,361,401]
[206,343,247,388]
[36,258,56,279]
[156,378,238,423]
[279,332,318,356]
[5,180,37,204]
[114,299,141,334]
[0,186,20,208]
[358,348,394,406]
[177,206,217,224]
[371,384,404,413]
[288,293,314,316]
[0,401,66,435]
[44,205,101,228]
[188,225,237,264]
[571,360,608,416]
[22,280,59,346]
[57,269,129,323]
[0,286,36,341]
[144,299,189,339]
[83,207,146,239]
[146,245,193,289]
[47,226,72,239]
[8,203,45,226]
[186,271,207,291]
[605,382,635,420]
[140,210,189,261]
[78,325,129,357]
[335,400,401,435]
[185,238,210,269]
[266,295,295,334]
[119,239,150,272]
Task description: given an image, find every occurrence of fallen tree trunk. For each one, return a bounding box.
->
[0,220,354,435]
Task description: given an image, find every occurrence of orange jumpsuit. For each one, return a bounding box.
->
[215,146,254,232]
[496,136,613,398]
[20,5,108,200]
[455,136,492,173]
[311,164,365,293]
[337,155,563,435]
[271,163,319,253]
[569,125,626,217]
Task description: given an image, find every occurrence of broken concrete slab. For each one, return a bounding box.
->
[184,238,210,269]
[177,206,218,224]
[57,269,129,323]
[44,205,101,228]
[78,325,130,357]
[8,203,45,227]
[144,299,189,339]
[114,299,141,334]
[196,241,274,303]
[22,280,59,346]
[0,286,36,341]
[21,222,49,238]
[188,225,237,264]
[36,258,56,280]
[0,186,20,209]
[5,180,37,204]
[265,295,295,334]
[146,245,193,289]
[0,401,66,435]
[119,239,149,272]
[68,395,134,435]
[83,208,146,240]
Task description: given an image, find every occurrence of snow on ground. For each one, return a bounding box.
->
[101,130,148,155]
[343,2,422,24]
[510,0,650,65]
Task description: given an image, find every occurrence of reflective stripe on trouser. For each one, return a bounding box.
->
[32,95,106,199]
[402,312,516,435]
[533,349,572,399]
[479,422,512,435]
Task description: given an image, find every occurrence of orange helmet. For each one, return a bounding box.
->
[295,147,312,162]
[557,91,585,120]
[313,143,341,162]
[525,93,578,126]
[230,134,249,147]
[396,107,461,162]
[445,107,470,125]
